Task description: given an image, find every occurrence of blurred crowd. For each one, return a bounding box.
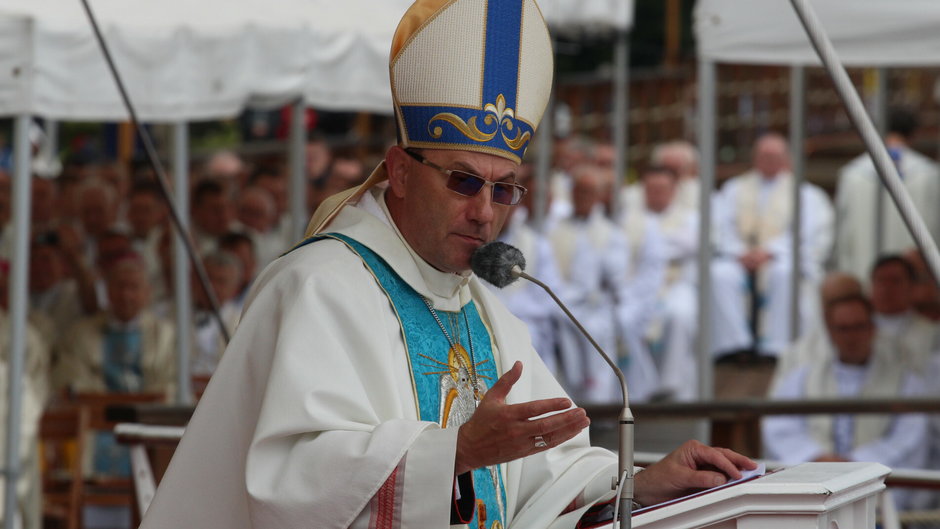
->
[3,106,940,526]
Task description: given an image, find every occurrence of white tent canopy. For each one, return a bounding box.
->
[0,0,633,122]
[696,0,940,66]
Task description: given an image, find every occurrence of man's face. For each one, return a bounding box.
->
[871,262,914,315]
[571,174,599,218]
[237,192,274,233]
[96,234,132,271]
[826,301,875,365]
[30,244,63,292]
[221,241,256,290]
[193,192,233,236]
[388,148,517,274]
[752,136,789,178]
[107,265,150,322]
[643,172,678,213]
[255,175,288,216]
[80,188,115,238]
[127,192,165,238]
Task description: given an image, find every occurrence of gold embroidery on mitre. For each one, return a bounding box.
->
[428,94,530,151]
[429,115,498,142]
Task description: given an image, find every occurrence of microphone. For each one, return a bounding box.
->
[472,241,636,529]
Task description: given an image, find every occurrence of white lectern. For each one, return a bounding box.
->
[624,462,889,529]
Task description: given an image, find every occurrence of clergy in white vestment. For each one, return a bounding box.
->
[835,108,940,282]
[28,235,85,347]
[140,3,754,528]
[548,165,662,403]
[236,186,285,266]
[618,140,700,219]
[51,255,176,398]
[489,167,564,375]
[711,133,834,358]
[190,251,244,378]
[869,254,940,373]
[620,166,699,401]
[770,272,864,394]
[548,165,638,403]
[763,293,929,510]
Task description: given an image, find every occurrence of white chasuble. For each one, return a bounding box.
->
[140,186,618,529]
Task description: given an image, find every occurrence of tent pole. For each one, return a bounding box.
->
[789,0,940,296]
[696,59,716,439]
[288,100,307,243]
[173,122,193,405]
[3,114,32,529]
[789,65,805,341]
[611,29,630,219]
[873,68,888,257]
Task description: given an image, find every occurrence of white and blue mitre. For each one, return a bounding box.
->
[390,0,554,164]
[305,0,553,236]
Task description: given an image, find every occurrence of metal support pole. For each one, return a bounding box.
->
[288,99,307,244]
[873,68,888,257]
[788,66,805,342]
[789,0,940,293]
[172,122,193,405]
[696,60,716,438]
[611,29,630,220]
[3,114,32,529]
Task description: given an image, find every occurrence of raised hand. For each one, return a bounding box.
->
[454,361,590,475]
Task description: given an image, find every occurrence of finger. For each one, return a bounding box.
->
[526,408,590,438]
[528,415,588,453]
[506,397,574,420]
[717,447,758,471]
[693,446,747,480]
[484,361,522,403]
[680,468,731,490]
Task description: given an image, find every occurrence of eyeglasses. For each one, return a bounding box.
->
[405,149,527,206]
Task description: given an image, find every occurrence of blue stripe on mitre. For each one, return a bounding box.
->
[483,0,523,110]
[397,0,531,161]
[400,104,535,160]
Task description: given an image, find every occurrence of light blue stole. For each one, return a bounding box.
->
[292,233,507,528]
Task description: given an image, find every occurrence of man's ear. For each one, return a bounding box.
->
[386,146,410,199]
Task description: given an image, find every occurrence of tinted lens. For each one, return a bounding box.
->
[491,183,519,205]
[446,170,487,197]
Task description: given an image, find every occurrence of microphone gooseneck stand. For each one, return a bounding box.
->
[510,265,635,529]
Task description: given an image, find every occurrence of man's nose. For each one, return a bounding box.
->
[467,184,496,223]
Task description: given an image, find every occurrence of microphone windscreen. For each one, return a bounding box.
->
[471,241,526,288]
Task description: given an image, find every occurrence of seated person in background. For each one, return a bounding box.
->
[235,186,282,266]
[29,232,84,351]
[191,179,235,255]
[905,248,940,322]
[548,165,661,403]
[490,163,565,375]
[620,165,699,401]
[49,252,176,529]
[219,231,258,307]
[770,272,863,392]
[52,253,176,398]
[835,108,940,281]
[869,254,940,372]
[763,293,928,509]
[711,133,833,360]
[191,250,244,378]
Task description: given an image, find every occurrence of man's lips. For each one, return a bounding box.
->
[454,233,486,245]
